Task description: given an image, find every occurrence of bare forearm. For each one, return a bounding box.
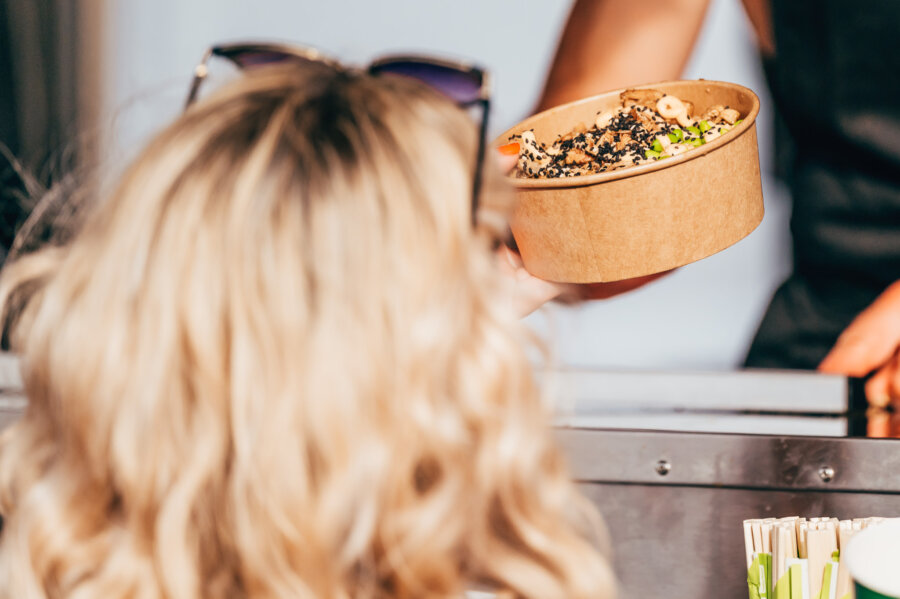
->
[538,0,712,111]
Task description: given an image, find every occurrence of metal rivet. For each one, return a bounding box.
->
[655,459,671,476]
[818,466,835,483]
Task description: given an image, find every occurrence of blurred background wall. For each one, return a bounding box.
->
[17,0,795,371]
[0,0,102,260]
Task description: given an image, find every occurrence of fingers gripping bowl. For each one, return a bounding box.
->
[495,80,764,283]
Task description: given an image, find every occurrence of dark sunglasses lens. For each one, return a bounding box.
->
[215,49,303,69]
[370,60,483,104]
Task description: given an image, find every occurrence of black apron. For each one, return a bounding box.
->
[744,0,900,368]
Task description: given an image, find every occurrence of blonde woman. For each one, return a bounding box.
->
[0,55,615,598]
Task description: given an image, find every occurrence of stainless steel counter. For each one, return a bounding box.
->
[559,428,900,598]
[0,354,23,432]
[548,368,864,436]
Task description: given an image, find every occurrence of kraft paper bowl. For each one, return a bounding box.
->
[494,79,764,283]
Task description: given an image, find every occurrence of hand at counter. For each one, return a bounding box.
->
[819,280,900,409]
[499,245,671,317]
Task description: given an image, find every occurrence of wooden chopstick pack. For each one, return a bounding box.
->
[743,516,891,599]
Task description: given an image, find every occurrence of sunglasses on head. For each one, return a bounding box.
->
[185,42,491,226]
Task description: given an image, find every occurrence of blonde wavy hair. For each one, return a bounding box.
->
[0,61,615,599]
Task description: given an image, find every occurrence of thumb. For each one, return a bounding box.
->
[496,152,518,174]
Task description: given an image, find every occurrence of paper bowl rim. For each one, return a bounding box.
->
[494,79,761,189]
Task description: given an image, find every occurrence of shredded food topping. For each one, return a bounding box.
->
[510,88,744,179]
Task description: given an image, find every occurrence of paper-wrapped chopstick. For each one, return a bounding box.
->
[786,557,809,599]
[744,519,770,599]
[744,520,756,569]
[772,524,795,598]
[834,520,854,599]
[807,523,837,598]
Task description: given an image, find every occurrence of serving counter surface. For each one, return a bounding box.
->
[560,428,900,598]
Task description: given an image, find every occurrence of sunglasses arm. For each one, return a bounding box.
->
[471,98,490,226]
[185,48,214,109]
